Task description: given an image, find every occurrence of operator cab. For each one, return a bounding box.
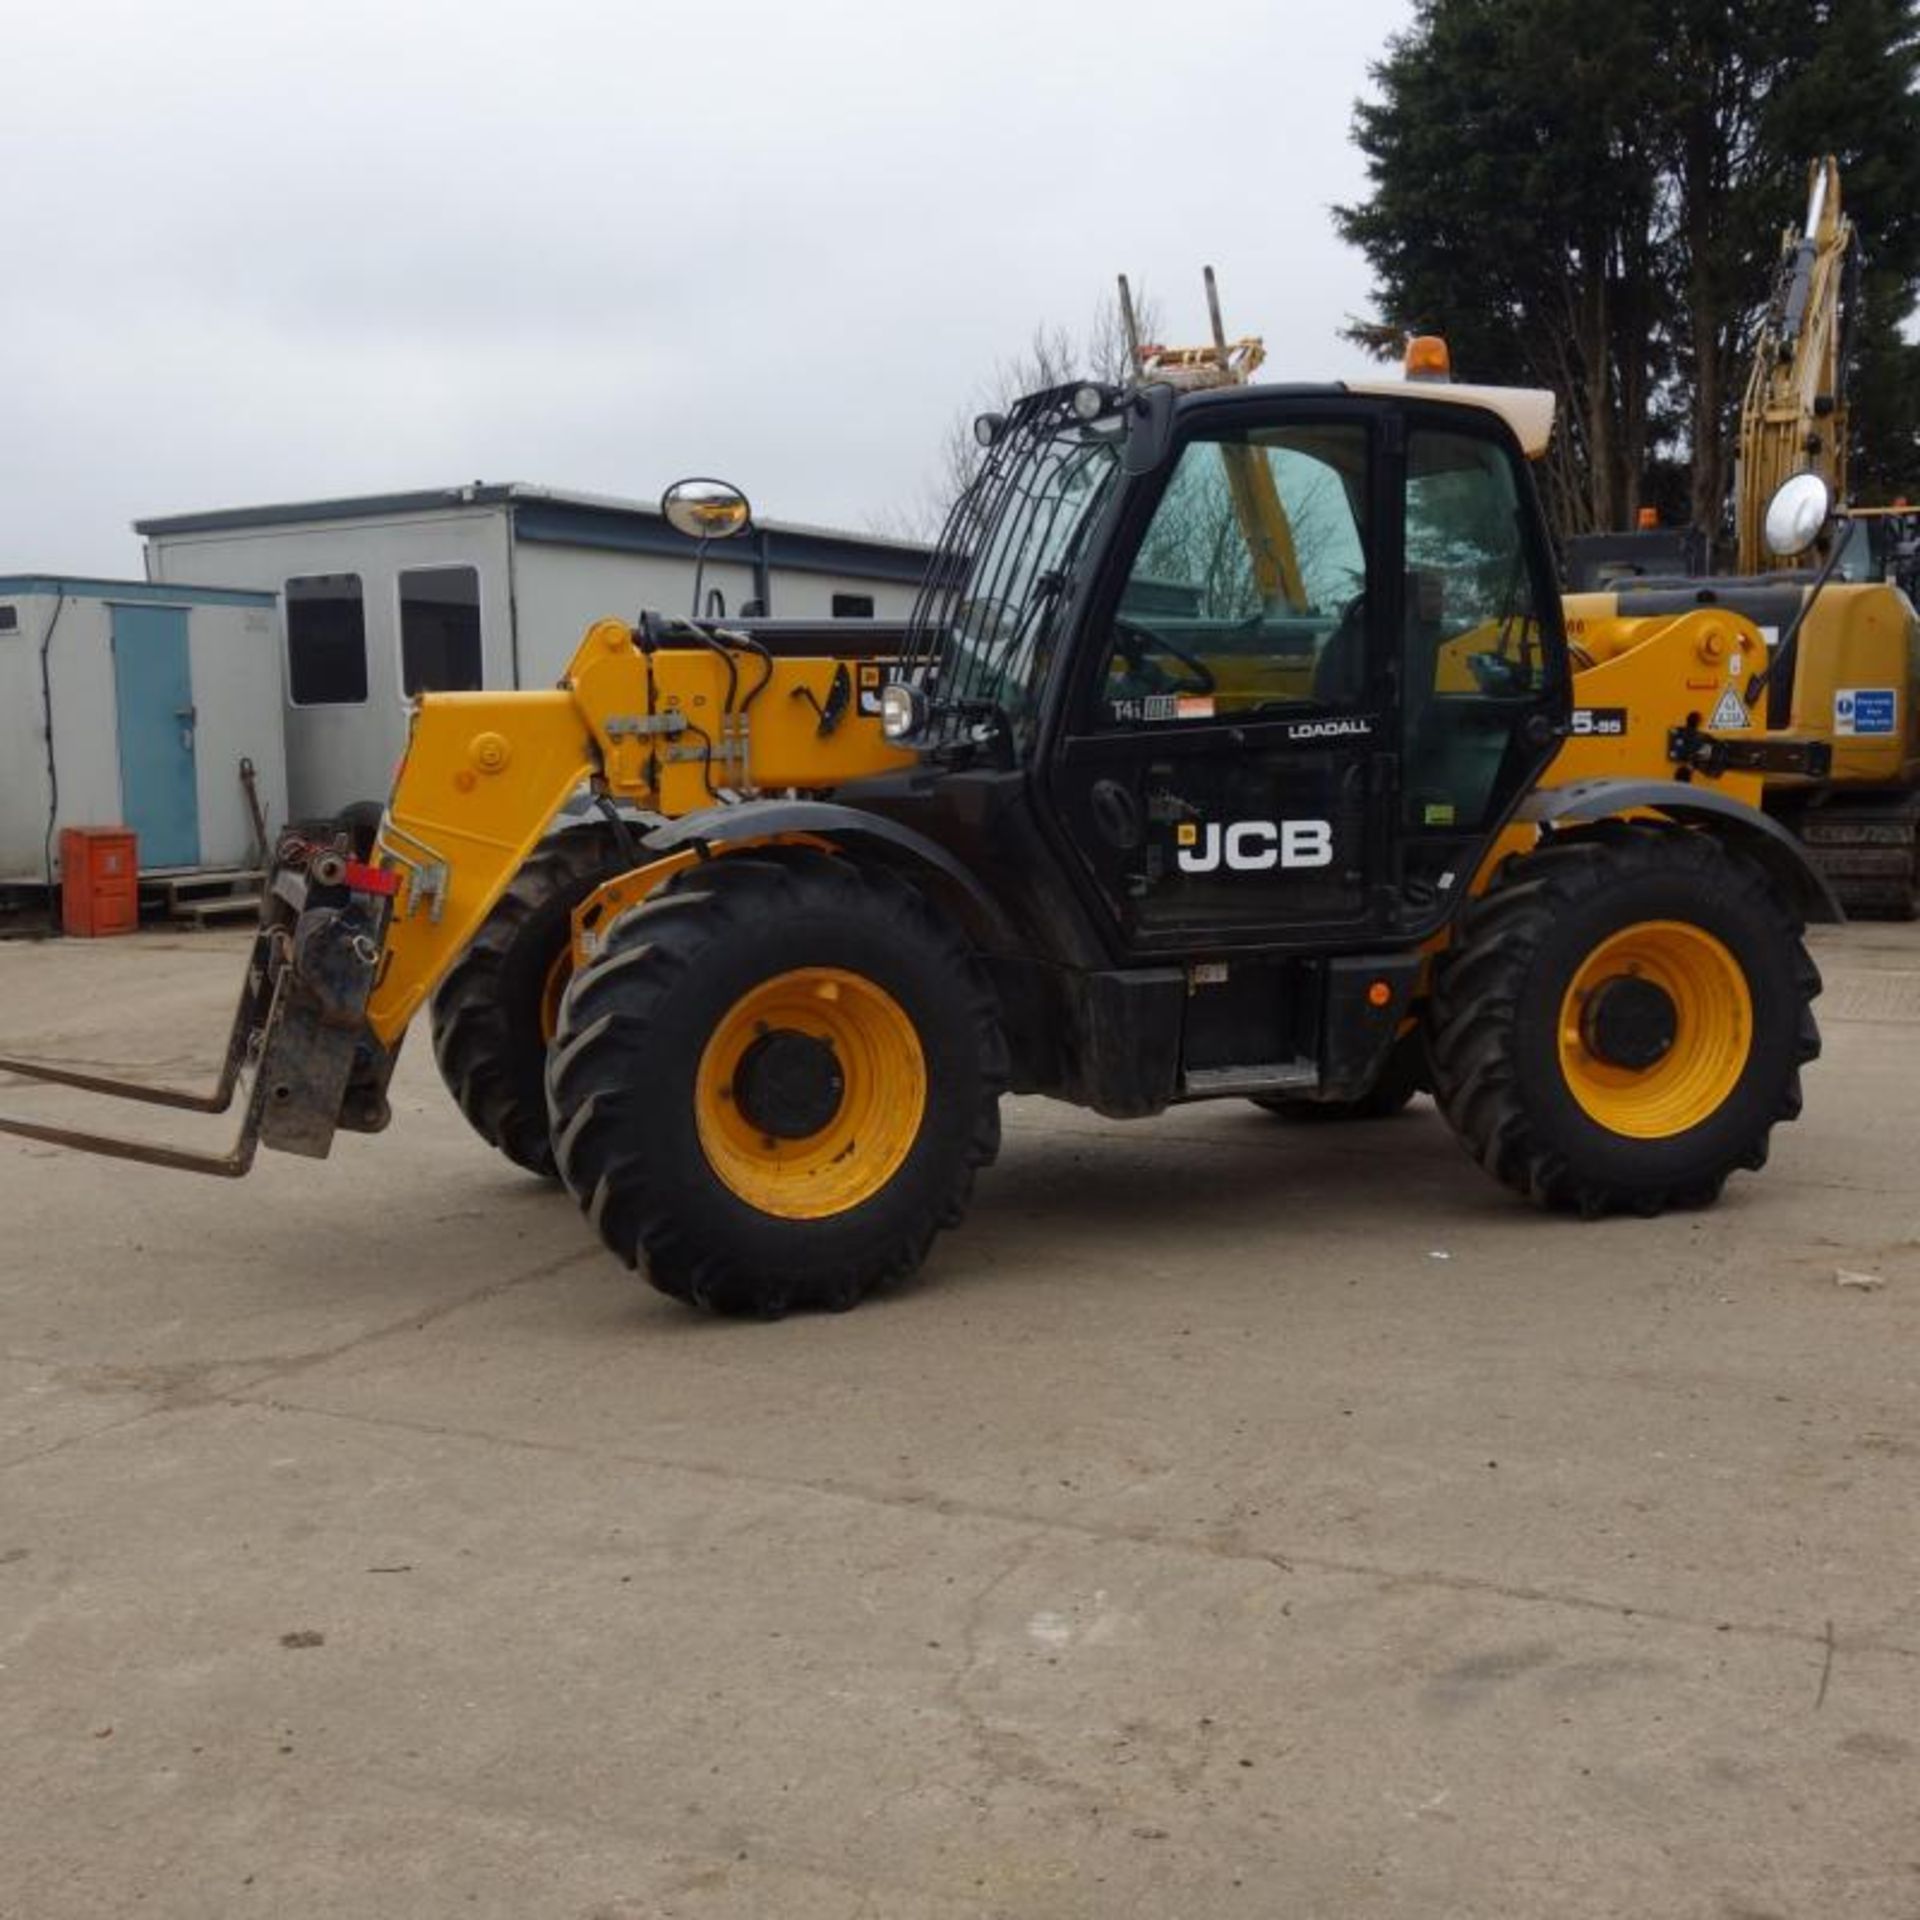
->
[883,367,1569,959]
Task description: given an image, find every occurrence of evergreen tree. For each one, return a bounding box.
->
[1338,0,1920,549]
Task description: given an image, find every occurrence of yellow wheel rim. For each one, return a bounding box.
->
[1557,920,1752,1139]
[695,968,927,1220]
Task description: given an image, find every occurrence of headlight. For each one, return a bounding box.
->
[880,682,926,741]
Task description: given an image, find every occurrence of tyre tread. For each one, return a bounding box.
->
[548,851,1007,1315]
[429,825,626,1177]
[1427,825,1821,1217]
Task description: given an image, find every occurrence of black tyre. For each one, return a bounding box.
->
[1428,826,1821,1216]
[430,824,627,1177]
[1253,1032,1426,1122]
[546,852,1007,1316]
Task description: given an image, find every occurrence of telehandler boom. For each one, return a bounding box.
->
[0,303,1836,1315]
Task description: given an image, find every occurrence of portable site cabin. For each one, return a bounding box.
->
[0,577,289,889]
[137,484,932,821]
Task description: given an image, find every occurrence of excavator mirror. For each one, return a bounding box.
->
[662,477,753,542]
[1764,471,1834,560]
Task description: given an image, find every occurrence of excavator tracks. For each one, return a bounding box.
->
[1789,791,1920,919]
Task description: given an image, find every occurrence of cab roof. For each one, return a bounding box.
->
[1170,378,1558,460]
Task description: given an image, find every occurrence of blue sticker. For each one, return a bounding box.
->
[1835,688,1898,736]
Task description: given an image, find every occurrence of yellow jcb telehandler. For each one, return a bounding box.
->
[0,325,1838,1315]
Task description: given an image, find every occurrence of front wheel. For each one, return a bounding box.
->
[1428,826,1821,1215]
[546,852,1008,1316]
[429,824,628,1177]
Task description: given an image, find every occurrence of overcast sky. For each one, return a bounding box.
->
[3,0,1414,574]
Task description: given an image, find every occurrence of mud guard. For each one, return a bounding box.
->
[641,800,1018,950]
[1515,779,1845,924]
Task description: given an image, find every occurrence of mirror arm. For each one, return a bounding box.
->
[1751,514,1851,727]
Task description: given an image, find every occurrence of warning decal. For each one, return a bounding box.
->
[1709,688,1751,731]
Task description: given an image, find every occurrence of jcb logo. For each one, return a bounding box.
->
[1176,819,1334,873]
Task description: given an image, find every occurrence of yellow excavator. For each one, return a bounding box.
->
[1570,158,1920,914]
[0,296,1839,1315]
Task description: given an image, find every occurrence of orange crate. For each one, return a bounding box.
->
[60,827,140,937]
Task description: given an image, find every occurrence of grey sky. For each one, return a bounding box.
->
[3,0,1413,575]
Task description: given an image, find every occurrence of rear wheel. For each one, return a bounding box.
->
[430,824,628,1177]
[546,852,1007,1316]
[1428,826,1820,1215]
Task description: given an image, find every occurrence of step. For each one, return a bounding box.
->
[1798,819,1919,847]
[149,868,265,905]
[1806,847,1915,878]
[1181,1060,1319,1099]
[177,894,264,926]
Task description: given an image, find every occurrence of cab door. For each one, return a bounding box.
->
[1046,408,1392,953]
[1392,415,1566,920]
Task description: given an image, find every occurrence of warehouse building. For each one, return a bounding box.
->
[137,483,931,820]
[0,577,288,891]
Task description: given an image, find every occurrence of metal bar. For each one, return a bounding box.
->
[0,970,284,1178]
[0,1051,245,1114]
[0,1112,259,1177]
[0,935,270,1113]
[1118,273,1142,380]
[1205,265,1229,368]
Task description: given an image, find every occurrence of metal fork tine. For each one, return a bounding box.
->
[0,1111,258,1177]
[0,1053,244,1114]
[0,928,273,1115]
[0,967,285,1178]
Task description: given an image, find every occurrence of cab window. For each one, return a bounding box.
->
[1097,423,1371,725]
[1402,427,1552,842]
[1404,430,1547,701]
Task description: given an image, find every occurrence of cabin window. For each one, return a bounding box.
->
[400,565,483,695]
[831,593,876,618]
[286,574,368,705]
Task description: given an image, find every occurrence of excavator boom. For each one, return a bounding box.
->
[1735,156,1856,573]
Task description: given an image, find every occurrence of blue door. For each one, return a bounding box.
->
[111,604,201,868]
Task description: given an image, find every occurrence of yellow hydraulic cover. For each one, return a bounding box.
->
[366,618,915,1043]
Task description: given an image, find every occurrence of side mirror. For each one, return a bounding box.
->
[1121,381,1177,477]
[661,477,752,542]
[1763,472,1834,561]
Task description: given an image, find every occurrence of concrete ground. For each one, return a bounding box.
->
[0,923,1916,1920]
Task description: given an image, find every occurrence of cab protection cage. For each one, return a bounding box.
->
[898,384,1120,746]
